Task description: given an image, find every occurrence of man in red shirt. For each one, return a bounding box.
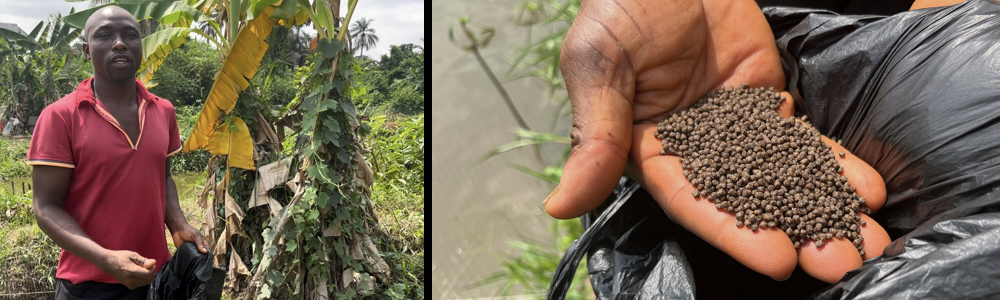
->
[29,6,208,299]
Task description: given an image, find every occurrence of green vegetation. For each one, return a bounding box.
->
[0,189,61,295]
[0,14,90,129]
[0,178,59,294]
[171,105,213,173]
[365,114,425,298]
[148,41,222,106]
[479,220,588,298]
[355,43,425,115]
[0,138,30,180]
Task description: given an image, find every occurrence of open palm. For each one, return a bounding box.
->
[546,0,891,282]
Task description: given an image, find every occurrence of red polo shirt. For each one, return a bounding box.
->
[28,78,181,284]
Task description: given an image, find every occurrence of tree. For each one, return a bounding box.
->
[147,41,221,106]
[0,12,87,126]
[350,17,378,58]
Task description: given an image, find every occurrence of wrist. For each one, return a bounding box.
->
[92,247,114,271]
[165,215,187,232]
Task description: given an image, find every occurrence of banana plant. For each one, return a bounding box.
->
[0,12,87,126]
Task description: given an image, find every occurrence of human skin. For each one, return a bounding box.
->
[544,0,891,283]
[31,6,207,290]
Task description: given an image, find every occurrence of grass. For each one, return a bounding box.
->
[164,172,209,254]
[0,190,60,295]
[365,113,426,299]
[370,185,425,299]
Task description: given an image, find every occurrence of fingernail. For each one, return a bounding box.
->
[777,273,793,281]
[544,185,560,205]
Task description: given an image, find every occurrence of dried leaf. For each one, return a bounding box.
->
[204,117,257,170]
[225,191,246,221]
[256,109,282,148]
[350,238,364,260]
[249,157,292,209]
[363,237,390,280]
[311,275,329,300]
[252,143,260,162]
[248,190,271,208]
[225,192,246,237]
[341,268,354,289]
[286,170,302,191]
[267,198,283,217]
[322,220,341,237]
[232,250,250,276]
[203,204,216,238]
[197,174,215,209]
[215,174,227,206]
[360,273,375,295]
[213,228,228,267]
[354,151,373,198]
[225,248,249,292]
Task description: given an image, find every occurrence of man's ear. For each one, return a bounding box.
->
[82,43,91,60]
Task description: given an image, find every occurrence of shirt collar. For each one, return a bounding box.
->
[76,77,160,106]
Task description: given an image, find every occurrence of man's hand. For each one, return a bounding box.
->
[170,223,209,254]
[99,250,157,289]
[546,0,892,283]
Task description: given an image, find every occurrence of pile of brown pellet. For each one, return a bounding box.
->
[655,84,869,255]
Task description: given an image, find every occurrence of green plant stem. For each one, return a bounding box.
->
[470,47,546,168]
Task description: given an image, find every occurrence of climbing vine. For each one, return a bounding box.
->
[193,1,387,298]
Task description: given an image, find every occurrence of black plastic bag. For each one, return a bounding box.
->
[548,1,1000,299]
[148,242,226,300]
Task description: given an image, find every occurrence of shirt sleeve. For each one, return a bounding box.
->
[28,105,75,168]
[166,106,182,157]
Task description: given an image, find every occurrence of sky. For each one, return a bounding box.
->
[0,0,424,58]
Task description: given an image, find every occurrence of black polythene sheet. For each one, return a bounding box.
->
[148,242,225,300]
[547,1,1000,299]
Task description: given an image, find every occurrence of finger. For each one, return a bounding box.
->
[819,135,886,212]
[796,236,863,283]
[546,24,635,219]
[632,124,798,280]
[777,91,794,119]
[858,213,891,259]
[796,213,891,283]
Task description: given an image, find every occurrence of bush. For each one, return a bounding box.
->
[0,190,60,295]
[0,138,30,181]
[148,41,222,107]
[366,114,424,196]
[363,113,425,299]
[170,105,211,173]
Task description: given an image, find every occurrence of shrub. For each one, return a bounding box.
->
[0,138,30,181]
[170,105,211,173]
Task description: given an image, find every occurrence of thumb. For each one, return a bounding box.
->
[545,32,634,219]
[198,236,209,254]
[132,253,156,270]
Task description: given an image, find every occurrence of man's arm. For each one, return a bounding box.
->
[164,157,208,253]
[32,165,156,289]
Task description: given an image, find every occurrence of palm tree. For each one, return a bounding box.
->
[350,17,378,58]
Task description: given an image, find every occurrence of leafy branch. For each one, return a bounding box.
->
[449,18,546,168]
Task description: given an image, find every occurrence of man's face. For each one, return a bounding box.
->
[82,7,142,82]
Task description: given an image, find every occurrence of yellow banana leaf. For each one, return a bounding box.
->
[183,6,276,153]
[204,117,256,170]
[138,27,194,85]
